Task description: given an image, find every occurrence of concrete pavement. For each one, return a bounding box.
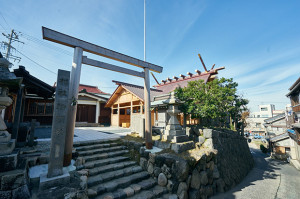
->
[211,145,300,199]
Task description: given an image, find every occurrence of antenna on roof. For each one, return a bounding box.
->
[151,72,159,84]
[198,53,208,72]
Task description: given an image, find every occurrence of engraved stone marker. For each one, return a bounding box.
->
[48,70,70,178]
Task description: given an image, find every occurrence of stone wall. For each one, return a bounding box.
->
[136,128,254,199]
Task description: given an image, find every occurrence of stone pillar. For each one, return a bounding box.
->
[48,70,70,178]
[144,67,152,149]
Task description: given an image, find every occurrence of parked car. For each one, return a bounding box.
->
[254,135,262,139]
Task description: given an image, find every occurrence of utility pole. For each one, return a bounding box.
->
[1,29,23,62]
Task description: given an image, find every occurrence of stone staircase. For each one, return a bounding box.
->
[74,139,175,199]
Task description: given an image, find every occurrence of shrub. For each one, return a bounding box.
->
[260,144,268,153]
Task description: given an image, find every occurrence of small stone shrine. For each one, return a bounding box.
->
[152,92,189,143]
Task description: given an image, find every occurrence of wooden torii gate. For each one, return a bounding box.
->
[42,27,163,166]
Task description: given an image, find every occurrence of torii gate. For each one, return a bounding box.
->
[42,27,163,166]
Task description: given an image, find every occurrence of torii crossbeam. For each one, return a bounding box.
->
[42,27,162,166]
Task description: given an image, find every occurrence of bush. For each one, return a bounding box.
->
[260,144,268,153]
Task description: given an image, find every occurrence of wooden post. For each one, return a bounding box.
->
[12,85,24,139]
[64,47,83,166]
[144,67,152,149]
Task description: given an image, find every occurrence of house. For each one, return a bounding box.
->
[286,77,300,169]
[264,113,287,138]
[105,67,225,134]
[245,104,285,137]
[77,84,111,125]
[4,65,55,125]
[270,132,291,159]
[4,66,111,126]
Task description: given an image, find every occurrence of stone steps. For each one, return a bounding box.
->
[95,178,158,199]
[78,145,126,156]
[73,138,120,147]
[75,142,121,152]
[128,185,168,199]
[74,139,169,199]
[83,150,129,163]
[87,165,143,187]
[88,160,137,176]
[82,156,130,169]
[90,171,150,195]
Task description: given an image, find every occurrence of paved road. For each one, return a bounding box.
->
[211,145,300,199]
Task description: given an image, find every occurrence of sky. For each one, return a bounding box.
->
[0,0,299,113]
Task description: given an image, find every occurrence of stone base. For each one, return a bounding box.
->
[39,170,70,190]
[171,141,195,153]
[0,139,15,156]
[0,151,18,172]
[171,135,189,143]
[0,169,26,191]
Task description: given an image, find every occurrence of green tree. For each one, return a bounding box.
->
[175,77,248,129]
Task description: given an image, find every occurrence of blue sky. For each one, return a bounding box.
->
[0,0,299,112]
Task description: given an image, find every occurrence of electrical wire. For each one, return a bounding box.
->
[0,12,11,30]
[15,49,57,75]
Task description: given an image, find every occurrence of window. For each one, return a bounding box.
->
[126,108,131,115]
[261,107,268,111]
[255,123,261,128]
[37,103,45,114]
[45,103,53,115]
[113,109,118,114]
[120,109,125,115]
[28,102,37,115]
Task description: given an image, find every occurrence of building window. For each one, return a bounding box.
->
[45,103,53,115]
[37,103,45,115]
[120,109,125,115]
[126,108,131,115]
[255,123,261,128]
[28,102,37,115]
[113,109,118,114]
[261,107,268,111]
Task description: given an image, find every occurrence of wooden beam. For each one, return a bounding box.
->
[198,54,208,72]
[82,56,145,78]
[42,27,163,73]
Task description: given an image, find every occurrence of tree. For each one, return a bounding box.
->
[175,77,248,129]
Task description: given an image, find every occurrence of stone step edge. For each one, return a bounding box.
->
[78,145,126,156]
[84,150,129,163]
[89,171,150,195]
[75,142,122,152]
[73,138,121,147]
[127,185,169,199]
[87,161,137,177]
[79,156,130,170]
[95,182,162,199]
[87,165,143,187]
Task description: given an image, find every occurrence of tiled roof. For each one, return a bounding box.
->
[270,132,289,142]
[79,84,109,95]
[153,67,224,94]
[154,73,211,94]
[113,81,163,101]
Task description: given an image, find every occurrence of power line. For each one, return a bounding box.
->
[15,49,57,75]
[0,22,7,32]
[0,12,11,30]
[18,31,73,56]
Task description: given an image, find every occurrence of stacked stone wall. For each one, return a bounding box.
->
[130,128,254,199]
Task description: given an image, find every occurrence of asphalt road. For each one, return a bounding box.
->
[211,144,300,199]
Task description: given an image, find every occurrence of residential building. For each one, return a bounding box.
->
[286,77,300,169]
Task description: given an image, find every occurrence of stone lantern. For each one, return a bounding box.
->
[0,52,22,171]
[163,92,189,142]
